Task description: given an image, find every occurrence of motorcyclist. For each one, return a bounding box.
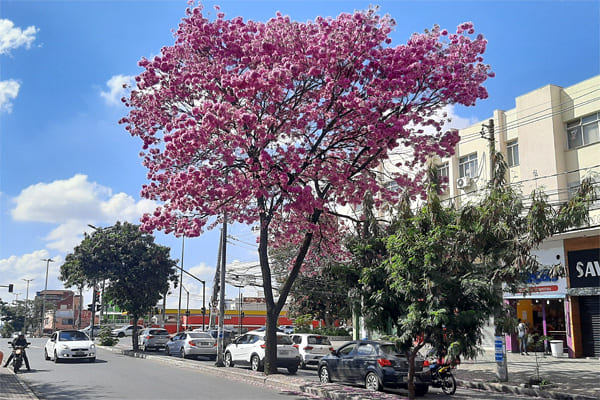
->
[3,332,31,371]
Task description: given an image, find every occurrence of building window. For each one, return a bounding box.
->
[567,112,600,149]
[437,162,449,181]
[459,153,478,178]
[507,140,519,167]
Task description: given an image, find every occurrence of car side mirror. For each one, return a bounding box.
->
[330,349,337,356]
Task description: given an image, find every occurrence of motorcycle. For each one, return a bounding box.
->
[423,349,458,395]
[8,342,30,374]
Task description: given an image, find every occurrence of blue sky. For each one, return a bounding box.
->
[1,0,599,309]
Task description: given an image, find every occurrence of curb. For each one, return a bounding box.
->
[456,379,600,400]
[0,368,39,400]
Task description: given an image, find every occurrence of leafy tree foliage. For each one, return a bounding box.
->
[271,245,357,325]
[355,155,596,399]
[121,3,492,372]
[60,222,178,349]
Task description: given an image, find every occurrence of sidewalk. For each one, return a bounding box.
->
[0,367,37,400]
[454,347,600,400]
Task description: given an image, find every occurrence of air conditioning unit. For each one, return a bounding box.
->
[456,177,474,189]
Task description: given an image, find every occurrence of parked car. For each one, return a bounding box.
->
[291,333,334,368]
[44,330,96,363]
[81,325,101,337]
[166,331,217,360]
[138,328,170,351]
[318,340,431,395]
[111,325,144,337]
[193,328,235,347]
[224,330,300,374]
[279,325,295,334]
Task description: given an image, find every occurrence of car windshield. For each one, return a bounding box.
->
[59,331,89,341]
[148,329,168,335]
[308,336,331,345]
[188,332,212,339]
[276,335,293,345]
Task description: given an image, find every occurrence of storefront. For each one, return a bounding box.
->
[504,270,568,354]
[565,235,600,358]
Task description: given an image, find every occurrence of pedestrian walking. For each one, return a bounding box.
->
[517,319,529,355]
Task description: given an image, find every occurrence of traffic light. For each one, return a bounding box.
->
[201,307,206,315]
[92,291,100,303]
[8,284,13,293]
[87,304,94,312]
[96,305,101,311]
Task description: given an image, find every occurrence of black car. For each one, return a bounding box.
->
[318,340,431,396]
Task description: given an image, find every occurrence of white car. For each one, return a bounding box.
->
[44,330,96,363]
[111,325,144,337]
[290,333,334,368]
[224,330,300,373]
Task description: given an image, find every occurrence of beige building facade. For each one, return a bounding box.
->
[436,75,600,358]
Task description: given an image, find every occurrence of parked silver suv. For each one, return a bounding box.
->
[138,328,170,351]
[291,333,334,368]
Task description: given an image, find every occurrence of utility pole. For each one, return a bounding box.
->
[41,258,54,336]
[215,214,228,367]
[177,235,185,333]
[209,230,223,330]
[22,278,33,335]
[482,118,508,382]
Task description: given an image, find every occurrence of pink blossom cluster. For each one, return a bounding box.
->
[120,3,492,260]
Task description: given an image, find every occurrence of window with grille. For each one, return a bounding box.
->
[507,140,519,167]
[459,153,478,178]
[567,112,600,149]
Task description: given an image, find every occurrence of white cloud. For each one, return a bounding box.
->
[11,174,158,252]
[0,250,64,299]
[100,75,134,106]
[0,79,20,113]
[0,19,38,55]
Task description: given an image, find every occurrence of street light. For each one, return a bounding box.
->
[41,258,54,335]
[22,278,33,335]
[173,264,206,331]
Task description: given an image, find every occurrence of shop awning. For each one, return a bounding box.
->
[504,293,566,300]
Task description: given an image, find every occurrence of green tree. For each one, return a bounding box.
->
[356,155,596,399]
[271,245,356,326]
[60,221,179,350]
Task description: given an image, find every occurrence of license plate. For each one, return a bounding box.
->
[74,352,85,356]
[200,342,209,346]
[279,350,289,356]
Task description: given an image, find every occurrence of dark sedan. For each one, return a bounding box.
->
[318,340,431,396]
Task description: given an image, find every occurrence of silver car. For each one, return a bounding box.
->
[165,331,217,360]
[291,333,333,368]
[138,328,170,351]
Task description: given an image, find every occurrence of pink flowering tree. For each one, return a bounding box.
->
[121,2,492,374]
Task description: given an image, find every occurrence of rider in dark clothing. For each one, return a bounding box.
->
[3,333,31,370]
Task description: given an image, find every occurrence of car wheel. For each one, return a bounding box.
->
[224,352,233,367]
[44,348,50,361]
[365,372,382,391]
[287,365,298,375]
[319,366,331,383]
[53,351,61,364]
[180,347,186,359]
[89,357,96,363]
[118,332,125,338]
[415,383,430,396]
[250,355,262,372]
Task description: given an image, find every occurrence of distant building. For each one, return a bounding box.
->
[35,290,83,333]
[431,75,600,357]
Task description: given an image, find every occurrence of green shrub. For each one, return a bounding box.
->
[97,326,118,346]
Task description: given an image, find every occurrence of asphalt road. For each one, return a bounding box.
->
[3,338,547,399]
[3,338,318,400]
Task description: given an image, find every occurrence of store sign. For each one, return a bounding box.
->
[502,270,566,298]
[567,249,600,288]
